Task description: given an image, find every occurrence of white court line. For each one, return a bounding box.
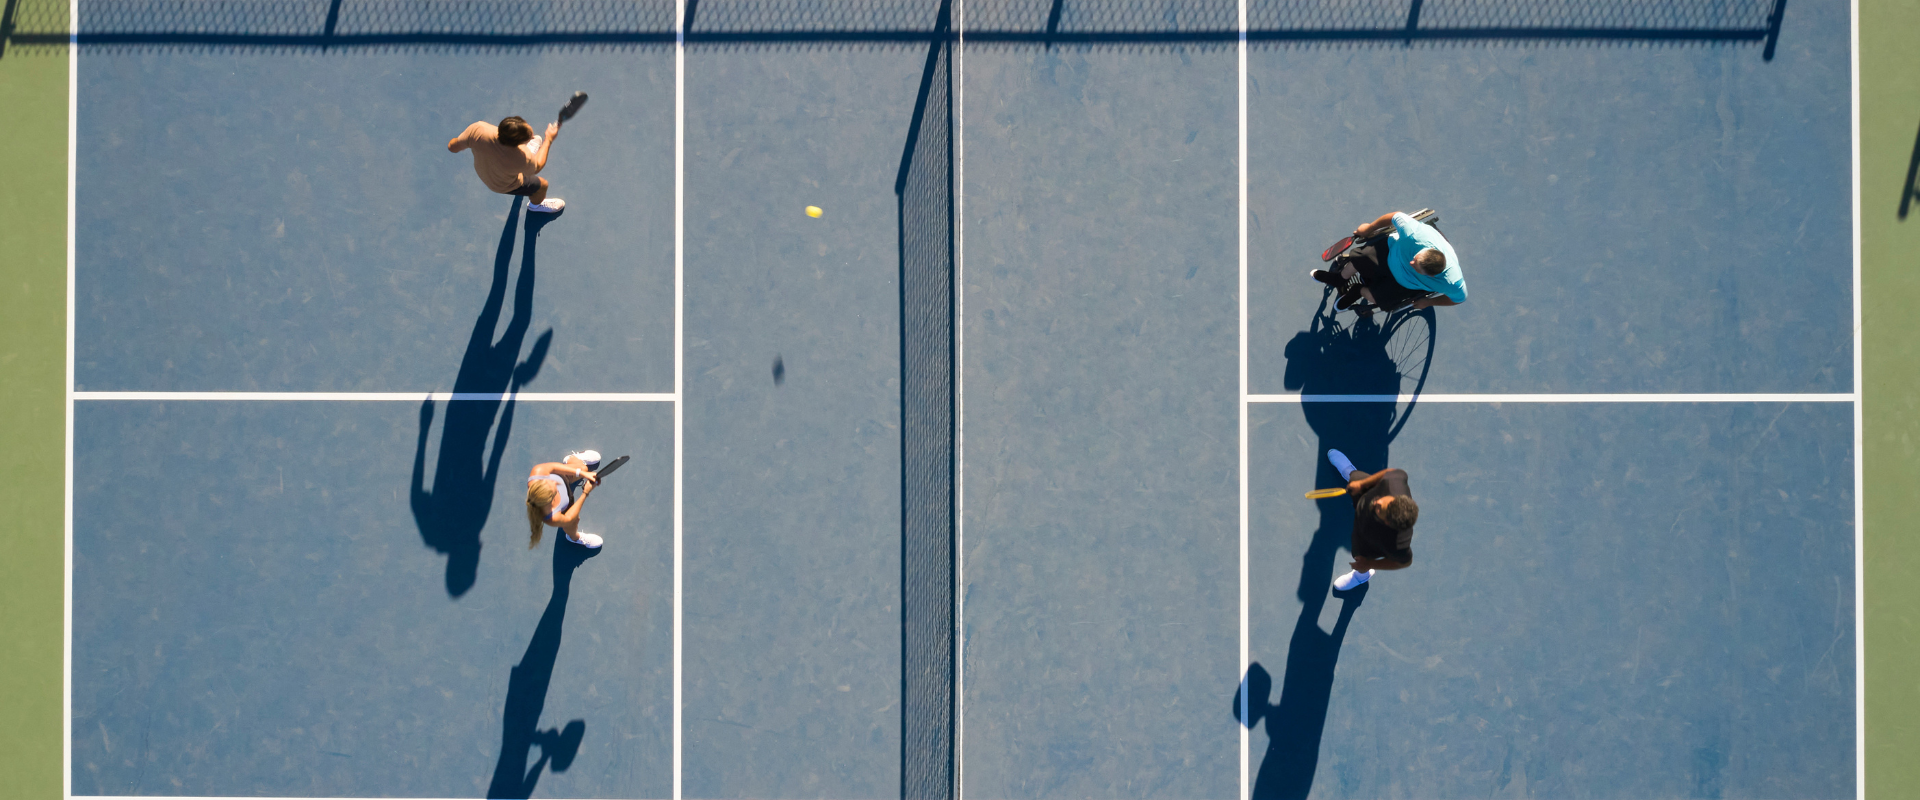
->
[1235,1,1250,799]
[64,6,79,797]
[672,1,687,797]
[1248,393,1853,404]
[952,2,968,797]
[72,391,672,402]
[1849,0,1865,795]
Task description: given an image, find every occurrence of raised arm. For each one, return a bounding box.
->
[449,122,482,153]
[1354,212,1399,239]
[532,122,558,171]
[530,461,598,486]
[1345,466,1403,496]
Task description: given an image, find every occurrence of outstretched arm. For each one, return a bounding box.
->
[1354,212,1398,239]
[1344,467,1403,496]
[533,122,558,171]
[530,461,597,486]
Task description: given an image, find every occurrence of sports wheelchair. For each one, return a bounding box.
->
[1315,208,1448,316]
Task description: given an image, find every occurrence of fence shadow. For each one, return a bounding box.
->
[2,0,1789,58]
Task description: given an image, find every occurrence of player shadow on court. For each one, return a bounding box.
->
[1236,290,1435,800]
[486,537,597,799]
[410,197,557,597]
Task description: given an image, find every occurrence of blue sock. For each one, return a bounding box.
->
[1327,449,1359,479]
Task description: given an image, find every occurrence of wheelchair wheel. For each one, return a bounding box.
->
[1380,308,1436,443]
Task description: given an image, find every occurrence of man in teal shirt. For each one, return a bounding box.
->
[1313,211,1466,311]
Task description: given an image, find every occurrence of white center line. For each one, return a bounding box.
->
[1236,3,1251,800]
[673,0,687,795]
[952,2,968,797]
[672,0,687,790]
[64,6,79,797]
[1848,0,1865,795]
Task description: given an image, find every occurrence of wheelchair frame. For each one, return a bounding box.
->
[1327,207,1448,316]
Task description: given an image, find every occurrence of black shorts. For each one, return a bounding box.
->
[506,178,543,197]
[1343,237,1425,309]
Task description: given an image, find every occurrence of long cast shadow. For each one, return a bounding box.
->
[410,198,556,597]
[1238,291,1435,799]
[1238,583,1366,800]
[486,537,597,799]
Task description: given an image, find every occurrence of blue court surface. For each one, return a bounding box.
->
[56,0,1855,797]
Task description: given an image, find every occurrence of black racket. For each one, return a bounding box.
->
[558,91,588,126]
[592,455,629,481]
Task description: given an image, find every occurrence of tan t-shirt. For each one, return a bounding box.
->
[450,121,541,194]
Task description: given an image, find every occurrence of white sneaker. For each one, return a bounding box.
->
[569,532,603,549]
[1333,568,1373,591]
[528,198,566,213]
[567,450,602,470]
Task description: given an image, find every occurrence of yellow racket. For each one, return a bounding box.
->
[1305,487,1348,499]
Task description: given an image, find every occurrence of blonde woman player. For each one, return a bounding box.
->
[526,451,603,549]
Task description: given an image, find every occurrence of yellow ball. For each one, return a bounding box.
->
[805,206,824,218]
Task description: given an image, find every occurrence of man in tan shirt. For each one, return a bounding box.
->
[448,115,565,213]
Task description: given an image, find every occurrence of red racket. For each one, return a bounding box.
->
[1321,235,1354,262]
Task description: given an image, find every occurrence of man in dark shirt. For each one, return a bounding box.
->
[1326,449,1418,591]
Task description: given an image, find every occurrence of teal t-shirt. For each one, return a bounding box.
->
[1385,212,1467,303]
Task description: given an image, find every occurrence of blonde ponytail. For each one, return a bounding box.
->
[526,480,557,549]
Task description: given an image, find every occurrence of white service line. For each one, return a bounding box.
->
[72,391,673,402]
[1247,392,1853,404]
[672,0,687,796]
[1848,0,1865,795]
[952,2,968,797]
[1235,1,1251,799]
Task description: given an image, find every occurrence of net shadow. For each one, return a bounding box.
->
[2,0,1789,57]
[896,4,956,798]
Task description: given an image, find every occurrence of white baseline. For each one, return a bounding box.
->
[73,391,673,402]
[1249,392,1851,404]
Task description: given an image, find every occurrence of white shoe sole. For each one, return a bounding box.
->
[570,533,603,549]
[528,198,566,213]
[1333,569,1373,591]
